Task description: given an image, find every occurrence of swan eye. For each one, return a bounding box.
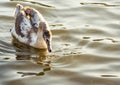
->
[44,31,50,38]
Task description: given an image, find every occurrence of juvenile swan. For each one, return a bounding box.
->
[11,4,52,52]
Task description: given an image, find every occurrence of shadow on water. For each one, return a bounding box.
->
[12,38,51,77]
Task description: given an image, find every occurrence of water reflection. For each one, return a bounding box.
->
[17,63,51,77]
[12,38,47,60]
[12,38,51,77]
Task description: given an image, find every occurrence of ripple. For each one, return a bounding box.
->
[0,0,120,85]
[101,74,118,77]
[80,2,120,7]
[10,0,55,8]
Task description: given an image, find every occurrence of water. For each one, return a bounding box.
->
[0,0,120,85]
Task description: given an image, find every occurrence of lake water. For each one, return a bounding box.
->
[0,0,120,85]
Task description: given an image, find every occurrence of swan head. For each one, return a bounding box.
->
[39,22,52,52]
[44,31,52,52]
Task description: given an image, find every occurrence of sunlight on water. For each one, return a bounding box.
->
[0,0,120,85]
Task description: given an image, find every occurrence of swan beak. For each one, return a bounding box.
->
[46,39,52,52]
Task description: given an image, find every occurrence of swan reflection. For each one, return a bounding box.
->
[12,38,47,61]
[12,39,51,77]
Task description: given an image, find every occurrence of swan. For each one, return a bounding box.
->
[11,4,52,52]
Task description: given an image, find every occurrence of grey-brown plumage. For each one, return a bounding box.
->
[11,4,52,52]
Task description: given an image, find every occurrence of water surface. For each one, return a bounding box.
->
[0,0,120,85]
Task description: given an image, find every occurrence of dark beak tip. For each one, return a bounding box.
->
[48,47,52,52]
[48,49,52,52]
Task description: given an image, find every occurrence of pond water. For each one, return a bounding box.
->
[0,0,120,85]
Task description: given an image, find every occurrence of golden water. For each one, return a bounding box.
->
[0,0,120,85]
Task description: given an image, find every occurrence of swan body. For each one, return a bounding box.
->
[11,4,52,52]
